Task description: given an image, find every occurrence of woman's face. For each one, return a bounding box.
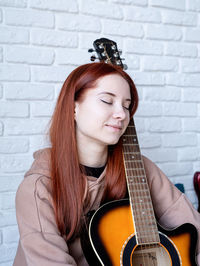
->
[75,74,131,148]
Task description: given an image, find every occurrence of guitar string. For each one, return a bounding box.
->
[124,122,146,265]
[124,122,165,265]
[129,122,166,264]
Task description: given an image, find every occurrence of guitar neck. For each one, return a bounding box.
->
[122,119,160,245]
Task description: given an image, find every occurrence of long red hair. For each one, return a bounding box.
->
[49,62,138,241]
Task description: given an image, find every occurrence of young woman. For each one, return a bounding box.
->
[14,62,200,265]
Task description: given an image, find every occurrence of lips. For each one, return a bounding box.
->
[106,124,122,131]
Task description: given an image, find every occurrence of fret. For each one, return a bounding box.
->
[126,177,147,184]
[123,145,140,153]
[125,170,146,177]
[129,191,151,198]
[124,161,144,169]
[123,153,141,161]
[123,137,138,145]
[124,126,136,135]
[128,184,149,192]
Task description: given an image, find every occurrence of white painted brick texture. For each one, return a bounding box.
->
[0,0,200,264]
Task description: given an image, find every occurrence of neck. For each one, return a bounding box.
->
[77,141,108,168]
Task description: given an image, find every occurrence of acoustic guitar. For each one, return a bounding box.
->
[82,38,198,266]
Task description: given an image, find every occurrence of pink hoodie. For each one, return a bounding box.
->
[13,148,200,265]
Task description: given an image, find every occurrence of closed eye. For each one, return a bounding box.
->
[101,99,130,111]
[101,99,112,105]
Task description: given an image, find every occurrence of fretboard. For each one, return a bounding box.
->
[122,119,160,245]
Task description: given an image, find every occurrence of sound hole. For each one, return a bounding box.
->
[132,244,171,266]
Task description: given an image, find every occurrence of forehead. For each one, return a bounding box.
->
[94,74,131,97]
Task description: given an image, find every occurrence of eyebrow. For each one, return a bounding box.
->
[98,92,131,102]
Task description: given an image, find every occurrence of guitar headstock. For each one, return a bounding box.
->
[88,38,127,70]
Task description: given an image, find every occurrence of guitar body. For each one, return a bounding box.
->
[87,199,197,266]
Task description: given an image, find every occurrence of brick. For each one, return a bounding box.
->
[0,261,14,266]
[139,134,161,148]
[29,135,50,153]
[0,84,3,99]
[186,190,197,205]
[129,71,164,86]
[125,39,163,55]
[0,175,23,192]
[31,28,78,48]
[3,226,19,243]
[0,47,2,62]
[0,27,29,44]
[123,54,139,70]
[165,43,198,57]
[5,118,50,135]
[147,118,181,132]
[0,192,16,210]
[81,0,123,19]
[146,25,182,41]
[150,0,186,11]
[56,48,91,65]
[0,154,32,173]
[31,102,55,117]
[0,0,26,7]
[0,102,29,118]
[32,65,75,83]
[166,73,200,87]
[187,0,200,12]
[136,102,162,117]
[110,0,147,5]
[0,210,17,227]
[0,138,29,153]
[0,65,30,81]
[183,118,200,132]
[5,83,54,100]
[184,74,200,87]
[143,86,181,102]
[0,244,17,263]
[178,147,200,161]
[0,121,3,136]
[185,28,200,42]
[143,148,177,163]
[124,6,161,23]
[163,133,197,147]
[5,9,54,28]
[5,46,54,65]
[173,176,194,190]
[142,56,178,72]
[158,162,193,177]
[181,58,200,73]
[162,10,197,26]
[164,103,197,117]
[103,20,144,38]
[133,117,145,133]
[30,0,77,12]
[57,14,101,32]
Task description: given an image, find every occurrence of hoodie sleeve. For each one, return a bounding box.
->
[15,174,77,266]
[143,155,200,265]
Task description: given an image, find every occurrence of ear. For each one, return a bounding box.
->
[74,102,78,121]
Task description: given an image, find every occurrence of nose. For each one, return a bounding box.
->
[112,105,127,120]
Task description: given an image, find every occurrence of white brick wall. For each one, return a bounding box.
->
[0,0,200,264]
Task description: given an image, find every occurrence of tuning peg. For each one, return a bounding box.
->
[90,55,97,61]
[123,64,128,70]
[118,49,122,55]
[88,48,95,53]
